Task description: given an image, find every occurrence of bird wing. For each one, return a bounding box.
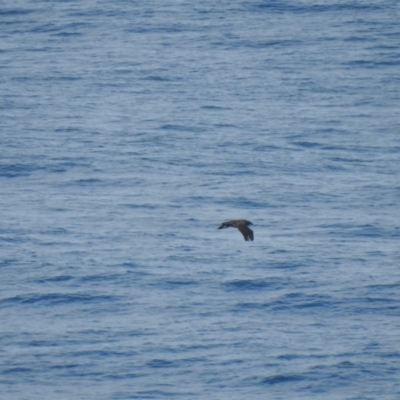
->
[238,225,254,241]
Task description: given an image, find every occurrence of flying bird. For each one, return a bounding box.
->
[218,219,254,241]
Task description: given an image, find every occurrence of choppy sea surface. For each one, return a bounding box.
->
[1,1,400,399]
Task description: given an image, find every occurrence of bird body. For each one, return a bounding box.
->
[218,219,254,241]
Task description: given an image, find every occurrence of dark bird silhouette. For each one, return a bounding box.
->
[218,219,254,241]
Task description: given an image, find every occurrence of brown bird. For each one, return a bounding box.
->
[218,219,254,241]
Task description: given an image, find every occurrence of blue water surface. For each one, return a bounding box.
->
[1,1,400,399]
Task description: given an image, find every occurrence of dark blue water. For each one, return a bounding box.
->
[1,1,400,399]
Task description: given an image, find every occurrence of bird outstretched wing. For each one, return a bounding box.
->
[238,225,254,241]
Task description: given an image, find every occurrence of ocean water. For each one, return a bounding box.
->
[1,1,400,399]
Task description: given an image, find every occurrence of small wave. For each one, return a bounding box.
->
[0,163,40,178]
[75,178,103,185]
[292,141,321,148]
[261,373,304,385]
[147,359,176,368]
[224,279,284,291]
[0,293,115,306]
[0,8,35,17]
[158,124,206,133]
[35,275,74,283]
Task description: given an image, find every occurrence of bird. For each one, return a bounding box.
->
[218,219,254,241]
